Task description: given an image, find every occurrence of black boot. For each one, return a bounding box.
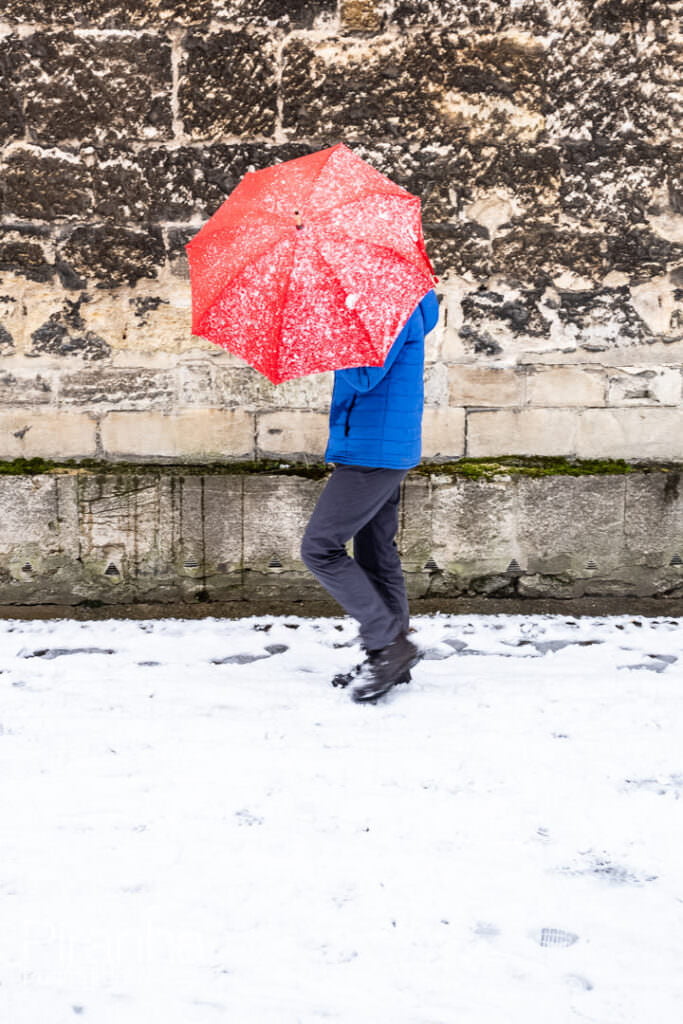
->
[332,661,411,688]
[351,635,420,703]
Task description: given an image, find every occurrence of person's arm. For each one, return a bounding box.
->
[338,290,439,394]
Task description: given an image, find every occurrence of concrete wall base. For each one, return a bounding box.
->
[1,465,682,606]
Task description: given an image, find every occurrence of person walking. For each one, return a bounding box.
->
[301,289,439,703]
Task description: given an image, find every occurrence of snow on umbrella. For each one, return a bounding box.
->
[185,143,437,385]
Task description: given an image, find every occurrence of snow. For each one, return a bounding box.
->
[0,612,682,1024]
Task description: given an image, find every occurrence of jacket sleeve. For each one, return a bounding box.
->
[337,289,439,395]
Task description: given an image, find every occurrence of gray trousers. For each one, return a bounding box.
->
[301,465,410,651]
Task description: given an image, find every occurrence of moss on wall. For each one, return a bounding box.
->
[0,455,680,480]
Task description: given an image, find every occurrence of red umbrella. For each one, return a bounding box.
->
[185,143,437,385]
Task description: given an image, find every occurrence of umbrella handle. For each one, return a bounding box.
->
[294,209,304,230]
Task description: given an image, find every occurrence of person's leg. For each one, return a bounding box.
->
[301,466,408,651]
[353,482,410,636]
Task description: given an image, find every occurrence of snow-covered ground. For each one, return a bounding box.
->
[0,612,681,1024]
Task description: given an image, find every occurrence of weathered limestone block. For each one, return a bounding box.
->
[448,366,524,406]
[59,366,177,410]
[606,367,682,407]
[101,409,255,460]
[517,476,626,575]
[0,409,97,458]
[242,475,322,569]
[421,407,466,459]
[524,366,606,407]
[576,408,683,460]
[629,275,682,339]
[430,474,518,578]
[467,408,579,457]
[58,225,165,289]
[623,471,683,564]
[458,286,552,362]
[423,362,449,407]
[0,35,25,144]
[18,283,124,357]
[121,290,199,355]
[17,31,172,146]
[215,366,331,411]
[2,147,94,222]
[256,411,328,461]
[179,31,278,140]
[0,226,54,285]
[398,475,433,572]
[0,370,53,406]
[0,473,79,603]
[282,31,546,145]
[25,289,113,361]
[0,292,23,356]
[546,286,657,351]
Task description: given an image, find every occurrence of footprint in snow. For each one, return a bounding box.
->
[21,647,116,659]
[211,643,288,665]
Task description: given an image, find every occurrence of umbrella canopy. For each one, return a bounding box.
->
[185,143,437,385]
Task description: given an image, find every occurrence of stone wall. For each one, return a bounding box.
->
[0,0,681,466]
[1,464,681,605]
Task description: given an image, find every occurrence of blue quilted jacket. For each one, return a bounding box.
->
[325,290,439,469]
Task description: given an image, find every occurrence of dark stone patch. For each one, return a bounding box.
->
[0,372,52,406]
[23,647,116,658]
[0,324,15,355]
[29,294,111,360]
[606,229,683,283]
[556,287,649,348]
[264,643,288,654]
[425,223,491,279]
[461,287,551,340]
[2,0,335,29]
[91,141,315,223]
[389,0,554,31]
[59,224,165,287]
[491,224,608,284]
[0,37,25,144]
[179,30,278,140]
[129,296,169,326]
[0,225,53,283]
[560,138,669,232]
[18,31,172,146]
[282,31,546,145]
[2,148,94,221]
[582,0,670,29]
[59,366,175,407]
[547,28,678,146]
[351,141,560,228]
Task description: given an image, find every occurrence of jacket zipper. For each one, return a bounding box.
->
[344,394,357,436]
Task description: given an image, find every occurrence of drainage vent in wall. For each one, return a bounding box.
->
[268,555,283,569]
[183,558,201,569]
[423,557,440,572]
[670,554,682,566]
[585,560,598,570]
[104,563,120,576]
[506,559,523,576]
[21,562,32,574]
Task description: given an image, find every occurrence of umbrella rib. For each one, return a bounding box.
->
[310,185,416,227]
[194,233,294,329]
[307,244,381,363]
